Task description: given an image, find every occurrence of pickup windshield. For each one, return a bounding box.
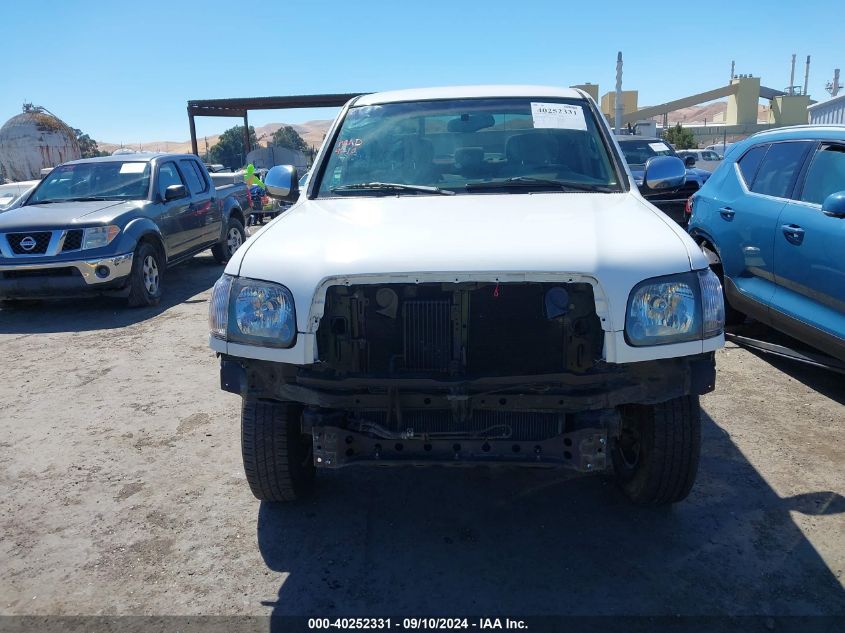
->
[616,139,677,169]
[316,97,622,197]
[27,161,151,205]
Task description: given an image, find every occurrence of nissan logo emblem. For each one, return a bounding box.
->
[19,236,37,251]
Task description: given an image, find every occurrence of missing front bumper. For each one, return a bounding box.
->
[310,424,608,471]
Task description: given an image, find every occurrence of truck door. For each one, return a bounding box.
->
[156,161,193,255]
[179,158,220,246]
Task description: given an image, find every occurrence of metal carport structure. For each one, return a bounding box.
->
[186,93,367,158]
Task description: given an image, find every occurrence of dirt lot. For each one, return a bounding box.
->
[1,253,843,619]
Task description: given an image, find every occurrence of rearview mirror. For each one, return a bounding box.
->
[684,155,697,168]
[640,156,686,194]
[265,165,299,201]
[822,191,845,218]
[164,184,187,201]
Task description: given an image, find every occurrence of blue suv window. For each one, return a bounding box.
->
[737,144,767,187]
[750,141,812,199]
[799,144,845,205]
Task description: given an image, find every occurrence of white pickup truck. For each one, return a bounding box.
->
[209,85,724,506]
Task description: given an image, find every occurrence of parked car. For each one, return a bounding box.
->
[703,143,736,159]
[0,180,39,213]
[209,85,725,506]
[0,153,249,306]
[688,125,845,361]
[615,136,711,224]
[676,149,724,172]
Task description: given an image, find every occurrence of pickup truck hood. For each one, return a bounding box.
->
[233,192,706,331]
[0,200,140,230]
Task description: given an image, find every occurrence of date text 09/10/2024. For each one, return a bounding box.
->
[307,618,528,630]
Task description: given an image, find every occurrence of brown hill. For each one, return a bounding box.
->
[98,120,333,156]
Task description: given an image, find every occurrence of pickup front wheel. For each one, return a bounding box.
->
[241,400,315,502]
[612,396,701,505]
[126,241,163,307]
[212,217,246,264]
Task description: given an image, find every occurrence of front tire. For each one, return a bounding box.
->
[612,395,701,506]
[241,400,316,502]
[126,241,163,307]
[212,217,246,264]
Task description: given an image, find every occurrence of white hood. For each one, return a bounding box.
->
[230,192,706,332]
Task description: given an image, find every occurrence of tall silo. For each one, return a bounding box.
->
[0,104,81,182]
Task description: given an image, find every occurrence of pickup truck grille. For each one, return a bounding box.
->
[7,232,52,255]
[317,282,604,377]
[61,230,83,252]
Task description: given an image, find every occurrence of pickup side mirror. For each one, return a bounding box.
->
[640,156,686,194]
[822,191,845,218]
[164,184,187,201]
[684,155,697,168]
[265,165,299,201]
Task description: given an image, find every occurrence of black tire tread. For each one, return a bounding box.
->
[617,395,701,505]
[241,400,314,502]
[212,217,245,264]
[127,241,162,308]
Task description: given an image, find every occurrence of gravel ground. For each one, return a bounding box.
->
[0,253,843,619]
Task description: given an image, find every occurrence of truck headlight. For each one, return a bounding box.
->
[209,275,297,348]
[82,225,120,249]
[625,270,723,346]
[209,274,233,338]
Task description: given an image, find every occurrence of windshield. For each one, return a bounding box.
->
[315,97,621,197]
[617,139,676,169]
[27,161,151,204]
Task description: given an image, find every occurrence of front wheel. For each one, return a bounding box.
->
[126,241,163,307]
[212,217,246,264]
[241,400,316,502]
[612,395,701,505]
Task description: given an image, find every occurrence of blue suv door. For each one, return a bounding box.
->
[771,141,845,356]
[691,140,816,321]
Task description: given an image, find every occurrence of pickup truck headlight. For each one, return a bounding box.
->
[625,270,723,346]
[82,225,120,249]
[209,274,297,348]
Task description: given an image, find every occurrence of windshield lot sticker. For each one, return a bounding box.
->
[530,103,587,131]
[649,142,670,152]
[119,162,147,174]
[335,138,363,156]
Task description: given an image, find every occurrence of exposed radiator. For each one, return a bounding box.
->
[402,300,452,372]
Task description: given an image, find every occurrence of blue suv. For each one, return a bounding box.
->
[688,125,845,362]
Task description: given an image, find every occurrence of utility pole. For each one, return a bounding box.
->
[614,51,623,135]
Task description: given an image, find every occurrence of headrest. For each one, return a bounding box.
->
[505,133,556,165]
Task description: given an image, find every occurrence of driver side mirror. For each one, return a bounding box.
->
[822,191,845,218]
[265,165,299,201]
[164,184,187,201]
[684,155,696,168]
[640,156,686,194]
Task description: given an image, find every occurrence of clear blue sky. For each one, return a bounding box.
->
[2,0,841,144]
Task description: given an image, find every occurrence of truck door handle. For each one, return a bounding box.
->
[781,224,805,245]
[719,206,735,219]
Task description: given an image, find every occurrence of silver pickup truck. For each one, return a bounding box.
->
[0,153,249,307]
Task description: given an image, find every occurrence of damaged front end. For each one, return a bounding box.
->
[220,281,715,471]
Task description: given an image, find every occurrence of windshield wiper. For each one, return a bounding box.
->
[63,196,123,202]
[465,177,618,193]
[330,182,455,196]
